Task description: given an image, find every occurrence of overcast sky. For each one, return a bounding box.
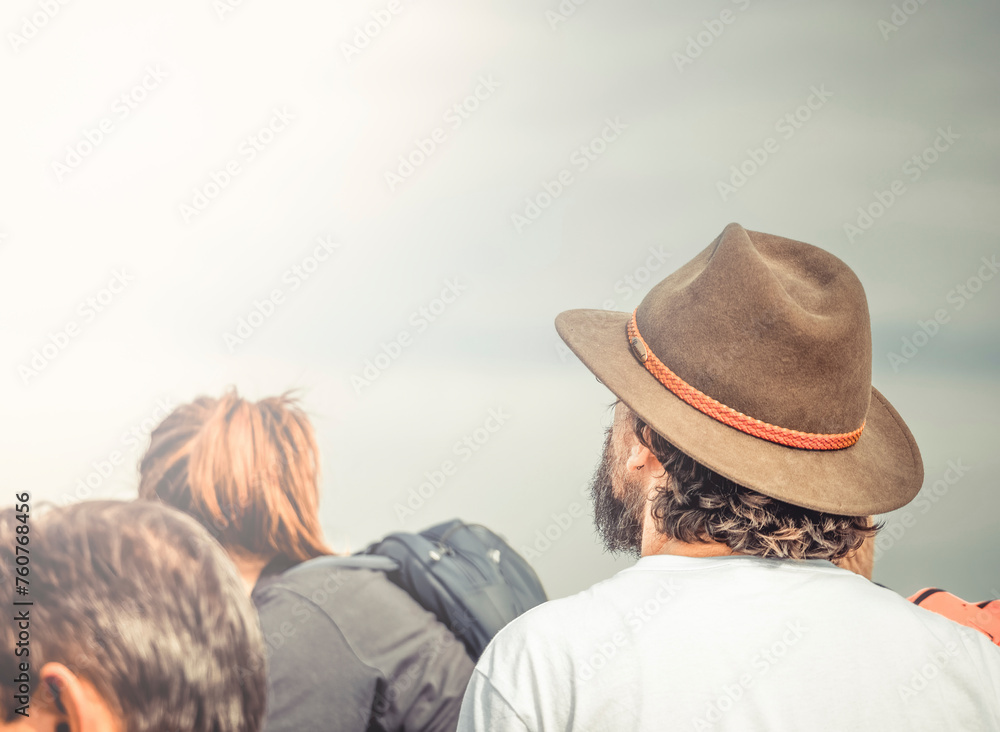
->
[1,0,997,600]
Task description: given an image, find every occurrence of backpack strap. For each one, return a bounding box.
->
[286,554,400,575]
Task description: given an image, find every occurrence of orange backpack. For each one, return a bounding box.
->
[909,588,1000,646]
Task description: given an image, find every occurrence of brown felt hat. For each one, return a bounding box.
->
[556,223,923,516]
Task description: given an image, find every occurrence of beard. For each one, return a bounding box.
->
[590,425,645,557]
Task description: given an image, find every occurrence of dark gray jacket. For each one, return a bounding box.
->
[252,558,475,732]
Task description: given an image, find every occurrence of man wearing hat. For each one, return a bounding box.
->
[458,224,1000,730]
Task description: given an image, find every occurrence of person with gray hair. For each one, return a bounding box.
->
[0,499,267,732]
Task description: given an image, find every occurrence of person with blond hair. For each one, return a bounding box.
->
[139,390,473,732]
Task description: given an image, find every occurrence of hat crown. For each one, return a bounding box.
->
[635,224,872,436]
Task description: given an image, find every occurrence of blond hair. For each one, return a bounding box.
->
[139,389,330,562]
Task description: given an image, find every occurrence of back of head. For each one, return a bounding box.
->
[0,500,266,731]
[138,389,329,563]
[628,408,876,562]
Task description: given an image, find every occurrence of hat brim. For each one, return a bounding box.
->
[556,309,923,516]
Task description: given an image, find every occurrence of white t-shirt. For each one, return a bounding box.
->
[458,555,1000,731]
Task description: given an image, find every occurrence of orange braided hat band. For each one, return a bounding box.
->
[627,310,865,451]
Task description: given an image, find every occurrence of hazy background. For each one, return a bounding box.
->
[1,0,997,600]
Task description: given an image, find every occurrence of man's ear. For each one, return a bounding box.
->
[39,662,113,732]
[625,430,665,480]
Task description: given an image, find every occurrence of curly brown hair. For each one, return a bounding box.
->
[630,412,878,561]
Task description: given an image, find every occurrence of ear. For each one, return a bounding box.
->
[39,663,114,732]
[625,434,665,479]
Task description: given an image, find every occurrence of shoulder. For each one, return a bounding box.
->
[255,558,471,675]
[849,577,994,642]
[475,572,629,677]
[463,579,633,731]
[254,559,428,623]
[252,566,380,671]
[953,620,1000,696]
[252,562,429,660]
[489,563,678,641]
